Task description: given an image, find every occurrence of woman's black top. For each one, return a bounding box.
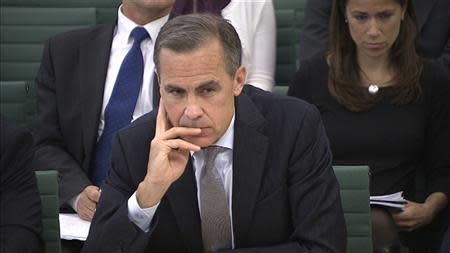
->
[288,56,450,201]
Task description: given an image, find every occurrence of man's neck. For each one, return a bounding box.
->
[121,4,171,25]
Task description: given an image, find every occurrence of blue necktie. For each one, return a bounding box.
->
[90,27,150,186]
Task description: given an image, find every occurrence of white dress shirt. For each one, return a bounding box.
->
[98,6,169,139]
[69,6,169,211]
[128,115,236,247]
[222,0,276,91]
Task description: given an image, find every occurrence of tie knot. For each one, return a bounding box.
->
[203,146,226,167]
[130,26,149,44]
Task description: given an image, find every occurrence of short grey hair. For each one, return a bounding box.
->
[154,13,242,78]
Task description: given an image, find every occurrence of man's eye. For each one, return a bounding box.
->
[168,89,185,96]
[200,88,215,95]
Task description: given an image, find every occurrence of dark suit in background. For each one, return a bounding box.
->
[298,0,450,71]
[34,23,115,207]
[0,116,43,253]
[33,22,160,208]
[82,86,346,253]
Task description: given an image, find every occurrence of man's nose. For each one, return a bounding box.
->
[183,96,203,120]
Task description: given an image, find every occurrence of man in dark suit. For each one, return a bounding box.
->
[1,115,43,253]
[33,0,174,222]
[82,14,346,253]
[298,0,450,71]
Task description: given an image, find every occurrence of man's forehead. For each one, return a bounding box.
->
[159,39,223,59]
[159,45,225,78]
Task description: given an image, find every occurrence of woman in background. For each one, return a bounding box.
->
[288,0,450,252]
[171,0,276,91]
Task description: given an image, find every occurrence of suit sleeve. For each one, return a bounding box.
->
[222,105,347,253]
[298,0,332,62]
[82,133,154,253]
[33,38,91,207]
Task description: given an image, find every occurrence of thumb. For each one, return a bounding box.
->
[87,186,101,202]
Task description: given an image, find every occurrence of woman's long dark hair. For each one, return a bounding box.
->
[328,0,423,112]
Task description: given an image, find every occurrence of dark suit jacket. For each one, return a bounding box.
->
[438,227,450,253]
[82,86,346,253]
[0,116,43,253]
[298,0,450,71]
[33,22,160,207]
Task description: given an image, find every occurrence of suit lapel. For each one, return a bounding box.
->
[79,23,115,168]
[413,0,437,32]
[167,160,203,253]
[231,93,269,246]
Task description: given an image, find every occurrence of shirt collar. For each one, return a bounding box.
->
[191,113,235,157]
[213,114,234,150]
[116,4,170,44]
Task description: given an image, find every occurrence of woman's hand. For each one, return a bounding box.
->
[391,192,448,232]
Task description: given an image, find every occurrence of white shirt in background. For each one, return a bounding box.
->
[222,0,276,91]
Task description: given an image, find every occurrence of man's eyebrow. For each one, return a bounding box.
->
[163,80,220,91]
[164,84,185,91]
[196,80,220,89]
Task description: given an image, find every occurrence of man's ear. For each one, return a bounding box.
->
[232,66,246,96]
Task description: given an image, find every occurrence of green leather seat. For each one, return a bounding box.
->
[333,165,373,253]
[0,0,119,24]
[275,8,298,86]
[35,170,61,253]
[96,7,118,24]
[273,0,307,10]
[273,85,288,96]
[273,0,306,87]
[0,7,96,81]
[0,80,35,126]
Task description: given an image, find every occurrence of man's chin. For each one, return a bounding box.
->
[183,136,215,148]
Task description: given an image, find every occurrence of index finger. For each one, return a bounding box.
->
[155,99,169,137]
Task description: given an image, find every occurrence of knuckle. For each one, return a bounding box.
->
[151,139,163,147]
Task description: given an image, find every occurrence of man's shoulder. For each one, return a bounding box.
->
[46,22,115,48]
[243,85,318,119]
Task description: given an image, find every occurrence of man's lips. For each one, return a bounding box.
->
[198,127,212,137]
[179,127,211,137]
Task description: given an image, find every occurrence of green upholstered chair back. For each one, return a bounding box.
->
[273,0,306,91]
[333,165,373,253]
[0,7,97,81]
[274,8,298,87]
[35,170,61,253]
[0,0,119,24]
[273,85,289,96]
